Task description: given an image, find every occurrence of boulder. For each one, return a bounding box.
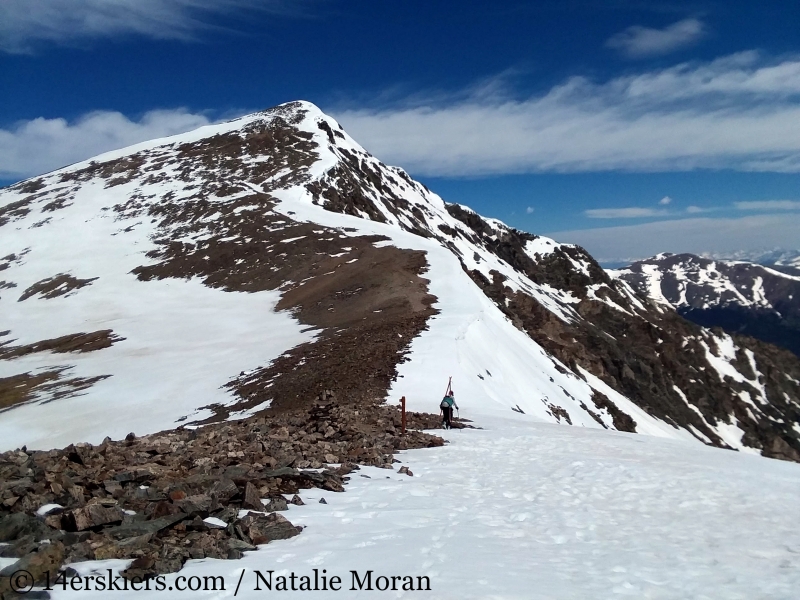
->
[238,513,301,546]
[0,513,52,542]
[241,482,262,512]
[105,512,186,540]
[64,504,124,531]
[0,541,64,593]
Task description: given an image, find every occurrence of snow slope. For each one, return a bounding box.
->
[0,170,314,450]
[48,415,800,600]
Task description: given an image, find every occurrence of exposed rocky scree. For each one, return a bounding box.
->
[0,396,445,597]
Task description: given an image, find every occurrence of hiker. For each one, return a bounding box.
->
[440,390,458,429]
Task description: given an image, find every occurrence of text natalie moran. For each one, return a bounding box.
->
[253,569,432,592]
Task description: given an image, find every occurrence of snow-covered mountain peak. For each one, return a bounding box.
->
[2,101,799,463]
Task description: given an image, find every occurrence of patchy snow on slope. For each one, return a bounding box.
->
[0,170,314,453]
[42,415,800,600]
[524,236,559,258]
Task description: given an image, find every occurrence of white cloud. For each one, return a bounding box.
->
[0,0,298,53]
[658,196,672,205]
[332,52,800,177]
[548,214,800,264]
[585,208,669,219]
[686,205,711,213]
[605,18,705,59]
[734,200,800,210]
[0,109,213,179]
[526,206,535,214]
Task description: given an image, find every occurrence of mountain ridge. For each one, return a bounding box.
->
[612,252,800,358]
[1,101,799,462]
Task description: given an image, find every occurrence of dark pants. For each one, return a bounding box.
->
[442,406,453,429]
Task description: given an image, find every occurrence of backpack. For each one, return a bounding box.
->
[440,396,453,409]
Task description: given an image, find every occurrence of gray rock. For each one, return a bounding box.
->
[0,513,51,543]
[0,542,64,594]
[105,512,186,540]
[241,482,262,512]
[239,512,302,545]
[174,494,213,516]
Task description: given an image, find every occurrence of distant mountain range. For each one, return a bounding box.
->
[612,253,800,358]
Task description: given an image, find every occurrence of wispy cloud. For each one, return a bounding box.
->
[735,200,800,210]
[658,196,672,205]
[0,109,213,179]
[333,52,800,177]
[0,0,302,54]
[605,18,705,59]
[549,214,800,264]
[526,206,535,214]
[585,208,668,219]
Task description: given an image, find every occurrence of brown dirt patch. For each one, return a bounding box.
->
[0,368,110,412]
[130,189,437,422]
[18,274,98,301]
[0,330,124,360]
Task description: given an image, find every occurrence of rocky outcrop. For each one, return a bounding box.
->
[0,397,444,587]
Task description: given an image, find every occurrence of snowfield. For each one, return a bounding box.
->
[49,414,800,599]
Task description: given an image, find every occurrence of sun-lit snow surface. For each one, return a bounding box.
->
[48,416,800,600]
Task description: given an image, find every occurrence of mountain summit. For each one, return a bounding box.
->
[1,101,799,461]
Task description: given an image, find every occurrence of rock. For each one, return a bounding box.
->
[263,466,299,479]
[114,468,154,483]
[238,512,301,545]
[174,494,213,517]
[64,504,124,531]
[262,496,288,512]
[0,541,64,593]
[0,397,448,581]
[149,500,183,519]
[208,478,238,503]
[0,513,51,543]
[0,534,38,558]
[319,498,327,504]
[242,482,262,512]
[398,466,413,476]
[105,512,186,540]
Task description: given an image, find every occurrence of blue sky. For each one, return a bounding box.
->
[1,0,799,262]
